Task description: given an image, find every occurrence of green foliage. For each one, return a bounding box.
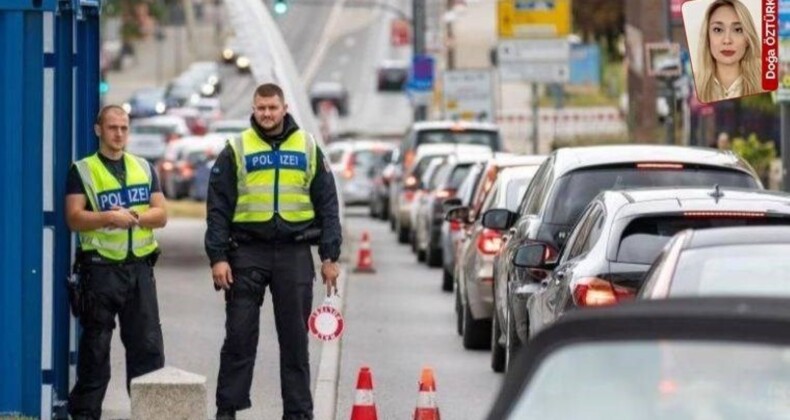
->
[740,93,778,115]
[732,133,777,176]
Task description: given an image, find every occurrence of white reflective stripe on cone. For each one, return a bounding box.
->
[354,389,375,406]
[416,391,437,408]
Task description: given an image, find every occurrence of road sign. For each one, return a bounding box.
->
[497,0,571,39]
[407,54,435,92]
[645,42,681,78]
[308,302,344,341]
[497,38,570,83]
[442,69,494,122]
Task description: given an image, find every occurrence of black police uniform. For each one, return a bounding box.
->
[205,114,342,420]
[65,154,165,420]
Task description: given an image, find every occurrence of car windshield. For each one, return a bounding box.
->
[447,165,471,189]
[353,149,388,171]
[508,340,790,420]
[669,244,790,297]
[545,168,759,225]
[416,129,499,150]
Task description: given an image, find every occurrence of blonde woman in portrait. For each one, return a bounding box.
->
[695,0,762,102]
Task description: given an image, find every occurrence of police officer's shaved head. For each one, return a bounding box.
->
[95,105,128,125]
[254,83,285,102]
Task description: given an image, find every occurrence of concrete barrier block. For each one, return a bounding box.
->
[130,366,207,420]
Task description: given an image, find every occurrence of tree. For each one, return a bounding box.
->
[572,0,624,59]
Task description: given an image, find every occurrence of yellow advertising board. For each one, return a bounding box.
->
[498,0,571,39]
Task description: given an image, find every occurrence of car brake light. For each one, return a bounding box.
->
[636,162,684,170]
[404,190,415,202]
[572,277,635,307]
[477,228,503,255]
[178,162,194,178]
[343,155,355,179]
[450,220,462,231]
[683,211,765,218]
[162,161,175,172]
[436,189,454,199]
[404,150,415,171]
[404,175,418,188]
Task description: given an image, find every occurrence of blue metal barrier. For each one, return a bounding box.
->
[0,0,99,417]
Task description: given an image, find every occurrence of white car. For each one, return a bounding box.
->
[208,119,248,136]
[325,140,396,206]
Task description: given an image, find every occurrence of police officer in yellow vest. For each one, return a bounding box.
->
[205,83,342,420]
[65,105,168,420]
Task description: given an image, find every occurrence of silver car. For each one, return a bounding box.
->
[325,140,396,206]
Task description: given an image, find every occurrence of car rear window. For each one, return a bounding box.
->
[669,244,790,297]
[447,165,472,189]
[617,215,790,264]
[352,150,387,170]
[545,167,759,226]
[416,129,500,150]
[132,124,176,135]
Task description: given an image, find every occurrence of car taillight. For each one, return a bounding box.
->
[161,161,175,172]
[435,189,455,199]
[572,277,635,307]
[404,150,415,171]
[449,220,462,231]
[683,211,765,218]
[343,155,355,179]
[404,190,415,202]
[477,228,503,255]
[636,162,684,170]
[404,175,418,188]
[178,162,194,178]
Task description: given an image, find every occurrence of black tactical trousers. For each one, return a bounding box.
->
[68,260,165,420]
[216,242,315,420]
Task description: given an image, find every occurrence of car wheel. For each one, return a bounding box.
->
[442,269,453,292]
[380,202,389,221]
[410,230,418,253]
[462,297,492,350]
[389,212,396,232]
[426,245,442,267]
[397,218,409,244]
[491,310,506,373]
[369,202,378,218]
[505,304,522,371]
[455,285,462,336]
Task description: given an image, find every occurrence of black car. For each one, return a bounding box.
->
[484,145,761,371]
[487,297,790,420]
[522,187,790,340]
[368,148,396,220]
[639,226,790,300]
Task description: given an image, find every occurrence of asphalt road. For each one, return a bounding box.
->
[335,207,502,419]
[101,219,327,419]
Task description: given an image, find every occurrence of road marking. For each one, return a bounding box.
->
[302,0,348,86]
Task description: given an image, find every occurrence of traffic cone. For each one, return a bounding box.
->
[350,366,378,420]
[353,231,376,273]
[413,367,440,420]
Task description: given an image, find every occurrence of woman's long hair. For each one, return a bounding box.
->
[695,0,761,102]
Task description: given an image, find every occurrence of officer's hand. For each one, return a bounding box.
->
[212,261,234,290]
[321,261,339,296]
[108,207,138,229]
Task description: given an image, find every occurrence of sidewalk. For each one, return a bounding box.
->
[104,5,223,105]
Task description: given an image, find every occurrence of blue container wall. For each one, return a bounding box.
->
[0,0,97,416]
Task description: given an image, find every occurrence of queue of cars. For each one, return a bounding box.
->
[351,117,790,418]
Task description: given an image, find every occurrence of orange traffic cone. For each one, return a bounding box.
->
[350,366,378,420]
[353,231,376,273]
[413,367,440,420]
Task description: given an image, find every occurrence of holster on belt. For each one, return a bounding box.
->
[67,260,85,318]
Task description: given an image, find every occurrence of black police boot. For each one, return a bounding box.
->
[216,409,236,420]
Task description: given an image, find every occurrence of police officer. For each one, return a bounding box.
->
[65,105,167,420]
[205,83,341,420]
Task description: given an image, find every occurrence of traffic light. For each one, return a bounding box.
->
[273,0,288,15]
[99,80,109,95]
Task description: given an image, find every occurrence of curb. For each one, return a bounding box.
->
[313,266,348,420]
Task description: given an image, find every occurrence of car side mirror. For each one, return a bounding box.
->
[444,205,469,222]
[482,209,516,230]
[442,198,462,212]
[513,244,550,269]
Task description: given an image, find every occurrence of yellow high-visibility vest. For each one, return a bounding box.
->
[73,153,158,261]
[230,128,316,223]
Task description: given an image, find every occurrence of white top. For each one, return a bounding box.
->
[713,76,743,100]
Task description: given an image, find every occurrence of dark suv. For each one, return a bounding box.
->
[484,145,762,372]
